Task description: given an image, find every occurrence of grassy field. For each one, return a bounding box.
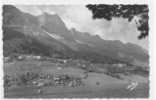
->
[4,59,149,98]
[4,83,149,98]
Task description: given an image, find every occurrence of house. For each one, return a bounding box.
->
[17,55,25,61]
[33,56,41,60]
[4,57,11,62]
[63,60,67,64]
[113,63,126,68]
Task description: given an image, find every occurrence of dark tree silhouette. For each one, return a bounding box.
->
[86,4,149,39]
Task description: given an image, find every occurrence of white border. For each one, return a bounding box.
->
[1,0,155,100]
[1,0,148,5]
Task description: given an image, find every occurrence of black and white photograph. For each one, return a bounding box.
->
[2,3,150,98]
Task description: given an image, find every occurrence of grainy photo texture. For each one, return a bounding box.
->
[3,4,149,98]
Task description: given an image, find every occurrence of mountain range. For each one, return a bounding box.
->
[3,5,149,67]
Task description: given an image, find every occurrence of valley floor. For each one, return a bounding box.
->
[4,58,149,98]
[5,80,148,98]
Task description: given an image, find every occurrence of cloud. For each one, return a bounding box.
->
[16,5,148,50]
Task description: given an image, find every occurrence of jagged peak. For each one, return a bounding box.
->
[3,5,22,14]
[3,5,17,10]
[39,12,60,19]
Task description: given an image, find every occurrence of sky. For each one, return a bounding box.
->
[16,5,148,50]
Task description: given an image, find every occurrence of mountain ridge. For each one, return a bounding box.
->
[3,5,149,67]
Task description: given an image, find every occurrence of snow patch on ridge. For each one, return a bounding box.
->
[44,30,63,40]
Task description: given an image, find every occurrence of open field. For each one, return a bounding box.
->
[5,83,148,98]
[4,59,149,98]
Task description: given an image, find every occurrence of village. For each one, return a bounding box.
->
[4,54,91,90]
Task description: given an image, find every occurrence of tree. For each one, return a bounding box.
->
[86,4,149,39]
